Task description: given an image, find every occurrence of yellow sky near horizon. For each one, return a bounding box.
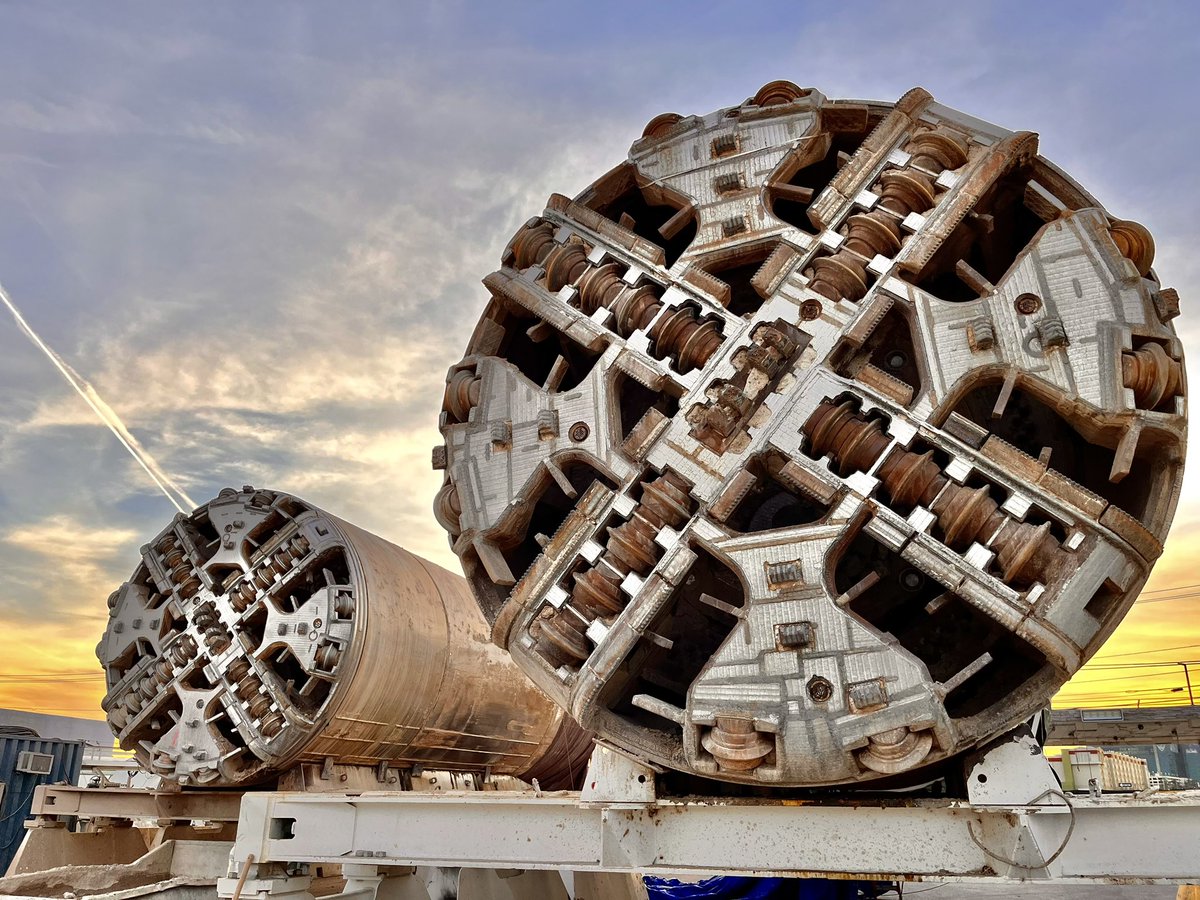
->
[2,514,1195,722]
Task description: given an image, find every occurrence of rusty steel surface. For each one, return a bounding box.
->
[433,82,1188,787]
[97,487,591,789]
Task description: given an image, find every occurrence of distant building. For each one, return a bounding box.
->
[1117,742,1200,782]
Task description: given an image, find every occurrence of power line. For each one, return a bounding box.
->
[1054,701,1191,709]
[0,681,103,687]
[1053,703,1191,710]
[1060,691,1190,705]
[1079,659,1200,670]
[1092,643,1200,660]
[1140,582,1200,595]
[1081,664,1184,672]
[1137,591,1200,605]
[1062,670,1193,687]
[1055,695,1191,704]
[1056,687,1191,699]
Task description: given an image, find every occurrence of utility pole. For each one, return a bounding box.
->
[1181,662,1195,706]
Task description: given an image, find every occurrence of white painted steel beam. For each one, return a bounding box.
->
[30,784,245,822]
[229,789,1200,885]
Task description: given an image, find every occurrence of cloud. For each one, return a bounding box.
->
[2,514,138,622]
[0,0,1198,716]
[0,13,630,607]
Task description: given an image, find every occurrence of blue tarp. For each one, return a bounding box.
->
[644,876,892,899]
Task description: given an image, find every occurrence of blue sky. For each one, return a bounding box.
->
[0,0,1197,712]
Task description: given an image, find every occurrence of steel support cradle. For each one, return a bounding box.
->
[220,738,1200,896]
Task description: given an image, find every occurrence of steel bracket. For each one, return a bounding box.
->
[578,745,657,807]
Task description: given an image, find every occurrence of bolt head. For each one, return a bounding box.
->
[1014,292,1041,315]
[807,676,834,703]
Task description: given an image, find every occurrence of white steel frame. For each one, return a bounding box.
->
[19,730,1200,899]
[216,731,1200,897]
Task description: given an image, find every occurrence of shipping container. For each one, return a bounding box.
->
[1047,754,1064,784]
[0,735,84,874]
[1061,747,1149,793]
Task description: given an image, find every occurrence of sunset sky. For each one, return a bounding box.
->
[0,1,1197,721]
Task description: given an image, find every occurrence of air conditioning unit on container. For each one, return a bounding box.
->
[15,751,53,776]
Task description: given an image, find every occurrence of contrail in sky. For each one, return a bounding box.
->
[0,279,196,514]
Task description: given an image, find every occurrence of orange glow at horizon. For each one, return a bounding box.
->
[0,618,110,720]
[2,527,1197,723]
[1051,524,1200,710]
